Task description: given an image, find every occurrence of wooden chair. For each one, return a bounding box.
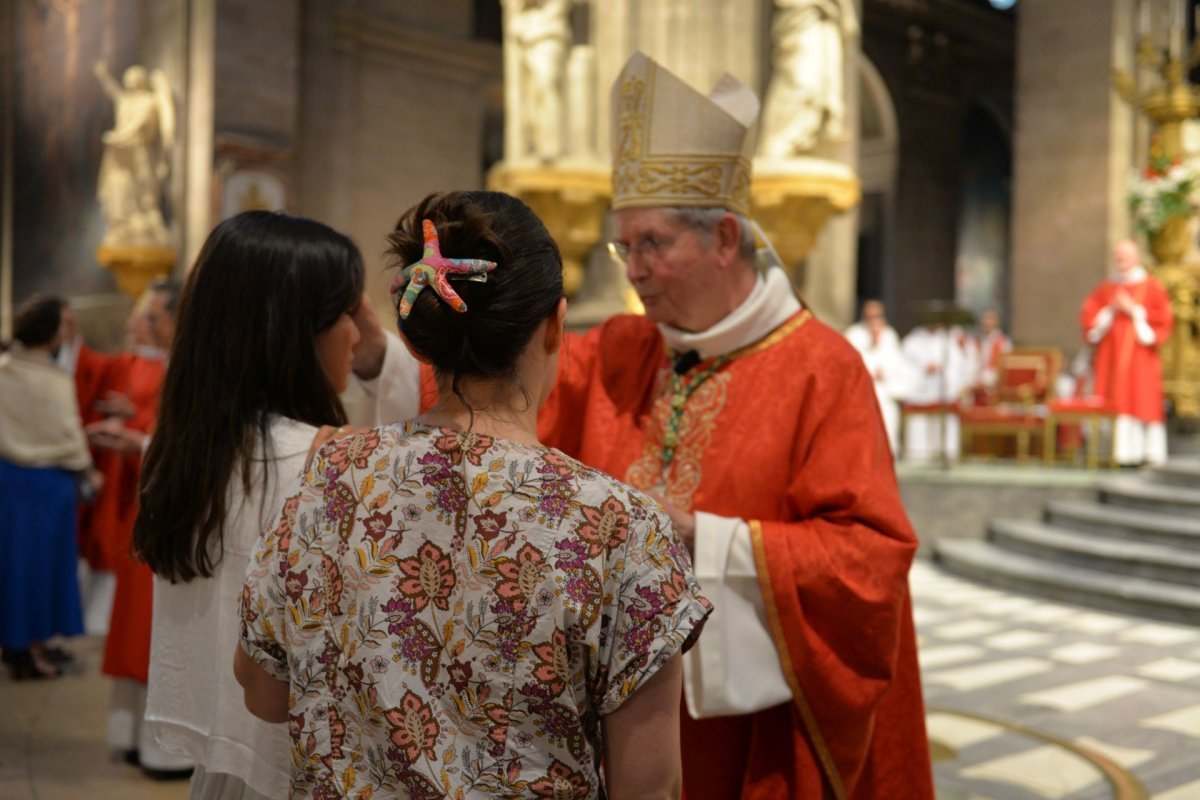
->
[958,348,1062,464]
[1044,396,1118,469]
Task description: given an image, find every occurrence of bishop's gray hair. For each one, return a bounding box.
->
[666,206,757,260]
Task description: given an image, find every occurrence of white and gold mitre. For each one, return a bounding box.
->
[610,52,760,216]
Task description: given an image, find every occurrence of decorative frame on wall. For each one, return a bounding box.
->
[211,135,292,223]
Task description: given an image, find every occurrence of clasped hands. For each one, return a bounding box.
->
[1111,289,1139,316]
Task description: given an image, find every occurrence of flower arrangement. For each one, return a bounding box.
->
[1128,142,1200,238]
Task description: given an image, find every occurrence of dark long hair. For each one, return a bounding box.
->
[11,294,66,348]
[134,211,364,583]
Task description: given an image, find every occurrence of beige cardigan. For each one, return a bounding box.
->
[0,348,91,470]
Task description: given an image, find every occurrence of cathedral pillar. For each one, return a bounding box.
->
[1009,0,1137,352]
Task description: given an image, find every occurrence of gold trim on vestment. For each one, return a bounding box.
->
[625,310,814,500]
[749,519,847,800]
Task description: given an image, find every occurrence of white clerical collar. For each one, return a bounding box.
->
[658,267,803,359]
[1111,265,1148,284]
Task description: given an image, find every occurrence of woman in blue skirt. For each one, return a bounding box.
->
[0,295,96,679]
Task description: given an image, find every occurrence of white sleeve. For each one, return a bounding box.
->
[683,511,792,719]
[1086,307,1115,344]
[340,331,423,427]
[1129,305,1157,347]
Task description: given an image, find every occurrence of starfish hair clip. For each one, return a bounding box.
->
[390,219,497,319]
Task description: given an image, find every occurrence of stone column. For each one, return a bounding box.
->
[592,0,762,158]
[183,0,216,269]
[796,0,862,328]
[1009,0,1136,352]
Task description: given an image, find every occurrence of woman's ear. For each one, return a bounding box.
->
[397,328,432,364]
[543,297,568,355]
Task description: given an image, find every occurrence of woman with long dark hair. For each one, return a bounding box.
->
[237,191,711,798]
[134,210,419,798]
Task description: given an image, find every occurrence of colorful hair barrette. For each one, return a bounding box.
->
[389,219,497,319]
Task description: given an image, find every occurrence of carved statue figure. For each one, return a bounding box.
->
[93,62,175,247]
[759,0,857,158]
[507,0,570,162]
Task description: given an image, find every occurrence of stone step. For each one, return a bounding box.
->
[989,518,1200,586]
[1148,457,1200,488]
[933,539,1200,625]
[1095,475,1200,517]
[1044,499,1200,550]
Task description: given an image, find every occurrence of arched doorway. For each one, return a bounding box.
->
[954,103,1012,326]
[856,54,899,317]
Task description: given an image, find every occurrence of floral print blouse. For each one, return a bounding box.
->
[240,421,711,799]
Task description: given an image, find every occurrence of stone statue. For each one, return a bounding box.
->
[93,61,175,247]
[506,0,570,162]
[759,0,857,158]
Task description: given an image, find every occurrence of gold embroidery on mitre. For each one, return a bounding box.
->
[609,52,758,216]
[625,369,731,512]
[636,162,724,199]
[617,75,645,163]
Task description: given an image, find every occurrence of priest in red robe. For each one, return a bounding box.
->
[86,280,194,777]
[1080,239,1174,466]
[539,52,933,800]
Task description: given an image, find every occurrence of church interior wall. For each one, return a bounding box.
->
[7,0,150,351]
[294,2,500,314]
[861,0,1015,336]
[213,0,300,145]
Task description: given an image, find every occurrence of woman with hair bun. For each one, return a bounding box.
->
[238,191,710,799]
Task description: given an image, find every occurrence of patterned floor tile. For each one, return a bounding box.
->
[984,630,1054,651]
[927,711,1007,749]
[1140,704,1200,738]
[1118,625,1199,647]
[1020,676,1149,714]
[1136,658,1200,683]
[926,658,1054,692]
[1011,604,1081,624]
[1047,642,1121,665]
[920,644,989,669]
[936,619,1008,639]
[959,745,1105,798]
[1055,612,1132,636]
[1072,736,1156,769]
[1153,777,1200,799]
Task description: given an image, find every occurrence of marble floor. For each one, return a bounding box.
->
[2,561,1198,799]
[917,562,1200,800]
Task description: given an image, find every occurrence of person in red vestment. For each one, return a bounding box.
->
[85,279,193,778]
[538,52,933,799]
[1080,239,1174,466]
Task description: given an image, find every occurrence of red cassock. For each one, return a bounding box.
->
[92,354,165,683]
[74,343,112,426]
[538,312,934,800]
[1080,276,1174,423]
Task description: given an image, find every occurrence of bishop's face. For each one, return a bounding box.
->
[612,207,721,332]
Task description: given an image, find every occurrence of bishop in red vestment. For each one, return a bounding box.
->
[539,52,933,800]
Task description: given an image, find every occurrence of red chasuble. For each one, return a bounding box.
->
[1080,276,1174,423]
[539,312,933,799]
[74,343,112,426]
[93,354,165,683]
